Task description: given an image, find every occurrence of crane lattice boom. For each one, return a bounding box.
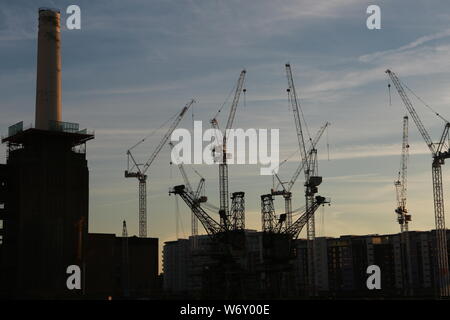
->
[125,99,194,237]
[170,185,224,236]
[386,69,450,297]
[283,195,329,239]
[386,70,434,153]
[286,64,308,165]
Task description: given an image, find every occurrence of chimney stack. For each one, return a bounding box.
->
[35,8,62,130]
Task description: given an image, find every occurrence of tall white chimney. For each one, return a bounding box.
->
[35,8,62,130]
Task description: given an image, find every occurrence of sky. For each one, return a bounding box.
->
[2,0,450,264]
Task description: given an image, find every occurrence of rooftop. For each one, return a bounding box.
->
[1,120,94,146]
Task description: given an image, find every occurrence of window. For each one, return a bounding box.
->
[0,202,4,210]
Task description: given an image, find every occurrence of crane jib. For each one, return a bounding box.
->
[125,99,195,238]
[386,69,450,297]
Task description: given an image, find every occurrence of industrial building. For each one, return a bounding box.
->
[163,231,266,299]
[162,230,450,299]
[162,239,190,296]
[0,8,159,299]
[0,8,93,299]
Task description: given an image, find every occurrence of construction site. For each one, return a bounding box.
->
[159,68,450,299]
[1,6,450,301]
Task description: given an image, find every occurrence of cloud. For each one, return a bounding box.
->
[327,173,387,183]
[331,142,429,160]
[276,0,362,19]
[4,0,450,242]
[0,6,35,42]
[359,29,450,63]
[300,44,450,98]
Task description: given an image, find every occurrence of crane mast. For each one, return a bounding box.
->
[211,70,246,227]
[386,69,450,297]
[395,116,411,232]
[394,115,413,296]
[125,99,194,237]
[230,192,245,230]
[306,148,320,248]
[285,63,321,296]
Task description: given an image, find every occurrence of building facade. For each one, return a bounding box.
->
[0,127,93,298]
[162,230,450,299]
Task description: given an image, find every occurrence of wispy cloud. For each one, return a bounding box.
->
[359,29,450,63]
[331,142,429,160]
[277,0,362,19]
[3,0,450,242]
[0,6,35,42]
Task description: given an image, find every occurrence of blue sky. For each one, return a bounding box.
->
[2,0,450,257]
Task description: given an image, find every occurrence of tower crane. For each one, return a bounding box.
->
[210,70,246,227]
[394,116,411,231]
[394,115,413,296]
[170,142,206,247]
[125,99,195,237]
[271,122,329,230]
[285,63,321,296]
[386,69,450,297]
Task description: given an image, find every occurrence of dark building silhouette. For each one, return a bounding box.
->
[86,234,159,299]
[0,165,7,249]
[162,230,450,299]
[0,125,93,298]
[0,8,94,298]
[0,8,161,300]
